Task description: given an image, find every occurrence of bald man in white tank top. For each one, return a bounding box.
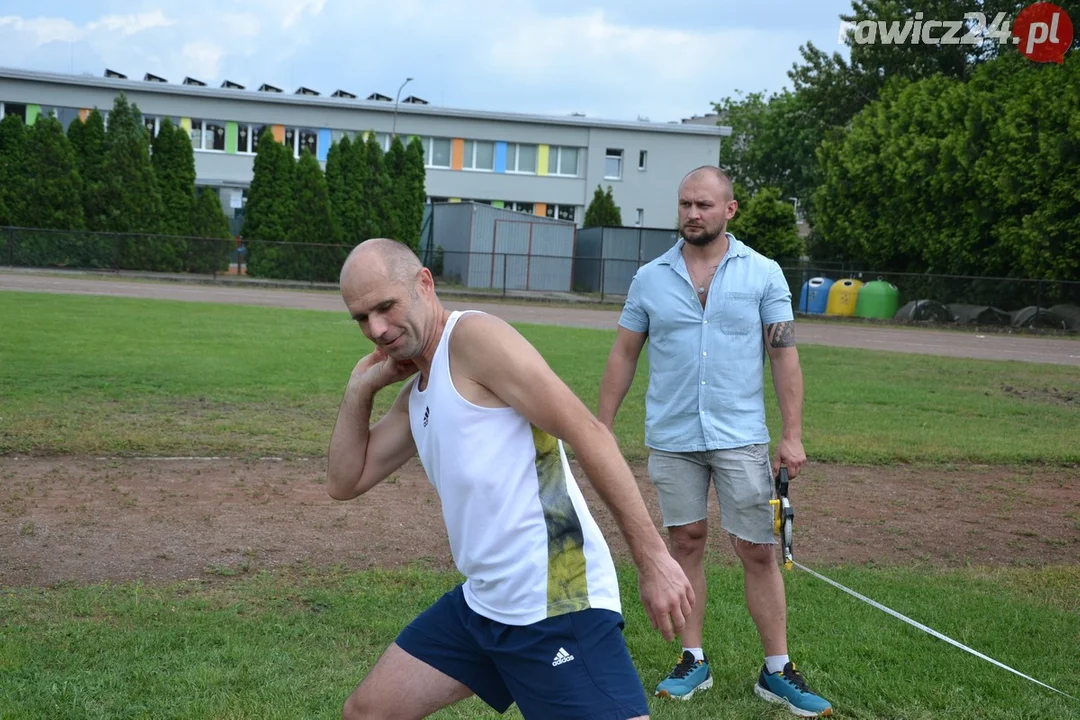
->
[327,238,694,720]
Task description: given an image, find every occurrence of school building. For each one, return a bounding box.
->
[0,66,731,230]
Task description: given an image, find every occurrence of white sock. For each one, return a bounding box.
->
[683,647,705,662]
[765,654,790,674]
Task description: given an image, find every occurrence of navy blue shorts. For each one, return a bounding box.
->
[395,584,649,719]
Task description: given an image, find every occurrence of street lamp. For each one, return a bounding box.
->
[392,77,413,138]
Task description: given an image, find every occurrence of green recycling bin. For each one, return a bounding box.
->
[855,280,900,319]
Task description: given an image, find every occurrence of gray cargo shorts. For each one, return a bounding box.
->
[647,444,776,546]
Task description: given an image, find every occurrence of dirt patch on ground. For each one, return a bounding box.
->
[1000,383,1078,405]
[2,456,1078,587]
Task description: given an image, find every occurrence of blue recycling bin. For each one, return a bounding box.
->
[799,277,834,314]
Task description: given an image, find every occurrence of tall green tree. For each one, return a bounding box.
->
[289,149,340,281]
[385,134,408,246]
[361,132,392,239]
[70,109,109,231]
[402,136,428,252]
[102,94,163,235]
[243,127,296,277]
[0,113,28,227]
[151,118,197,237]
[189,187,233,274]
[22,114,84,230]
[812,52,1080,288]
[325,135,348,243]
[583,185,622,227]
[12,114,86,268]
[728,187,803,261]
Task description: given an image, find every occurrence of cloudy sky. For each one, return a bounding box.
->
[0,0,855,123]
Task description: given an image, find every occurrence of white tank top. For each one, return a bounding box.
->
[408,310,621,625]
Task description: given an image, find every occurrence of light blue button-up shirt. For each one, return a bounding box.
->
[618,234,793,452]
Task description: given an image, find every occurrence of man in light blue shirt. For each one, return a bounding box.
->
[598,166,833,717]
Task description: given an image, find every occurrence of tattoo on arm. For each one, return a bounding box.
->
[765,321,796,349]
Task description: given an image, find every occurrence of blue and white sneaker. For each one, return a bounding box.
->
[755,662,833,717]
[655,650,713,700]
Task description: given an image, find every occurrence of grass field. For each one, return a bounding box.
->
[1,291,1078,465]
[2,289,1079,719]
[2,564,1077,719]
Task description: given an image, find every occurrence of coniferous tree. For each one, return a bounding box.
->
[324,135,347,243]
[23,114,84,230]
[361,132,391,239]
[344,134,371,244]
[14,114,86,267]
[152,118,196,237]
[402,136,428,252]
[102,94,169,269]
[0,113,28,227]
[385,134,407,245]
[189,187,233,274]
[72,109,109,232]
[289,149,339,281]
[243,127,296,277]
[583,185,622,227]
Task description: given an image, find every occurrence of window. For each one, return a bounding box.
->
[638,150,648,171]
[299,128,318,156]
[635,208,644,226]
[425,137,452,168]
[547,146,579,176]
[544,204,578,223]
[55,107,80,131]
[0,103,27,122]
[503,201,534,214]
[604,149,623,179]
[190,119,226,151]
[506,143,537,173]
[463,140,495,171]
[239,125,270,153]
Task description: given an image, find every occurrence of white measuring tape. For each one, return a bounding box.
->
[791,560,1077,702]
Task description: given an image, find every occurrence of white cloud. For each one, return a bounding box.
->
[181,41,226,79]
[87,12,173,37]
[0,0,827,123]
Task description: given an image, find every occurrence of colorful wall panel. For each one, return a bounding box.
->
[492,201,505,209]
[79,108,89,122]
[534,203,547,217]
[494,142,508,173]
[272,125,285,143]
[180,117,192,132]
[537,144,550,176]
[317,129,331,161]
[225,121,238,154]
[26,104,40,125]
[451,138,465,170]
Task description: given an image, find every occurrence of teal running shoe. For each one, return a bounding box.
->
[754,661,833,717]
[655,651,712,700]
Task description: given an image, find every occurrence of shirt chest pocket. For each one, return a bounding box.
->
[718,292,760,335]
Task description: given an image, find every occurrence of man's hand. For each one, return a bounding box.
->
[774,436,807,479]
[637,552,695,642]
[350,348,418,393]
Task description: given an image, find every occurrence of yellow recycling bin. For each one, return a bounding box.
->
[825,278,864,316]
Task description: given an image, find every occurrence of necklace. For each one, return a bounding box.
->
[692,264,719,295]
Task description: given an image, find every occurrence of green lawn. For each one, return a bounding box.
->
[1,290,1077,464]
[1,564,1076,720]
[2,289,1079,719]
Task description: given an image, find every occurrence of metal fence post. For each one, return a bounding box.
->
[599,258,606,304]
[6,227,14,266]
[502,254,508,298]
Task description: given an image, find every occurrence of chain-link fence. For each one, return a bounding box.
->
[4,227,1078,331]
